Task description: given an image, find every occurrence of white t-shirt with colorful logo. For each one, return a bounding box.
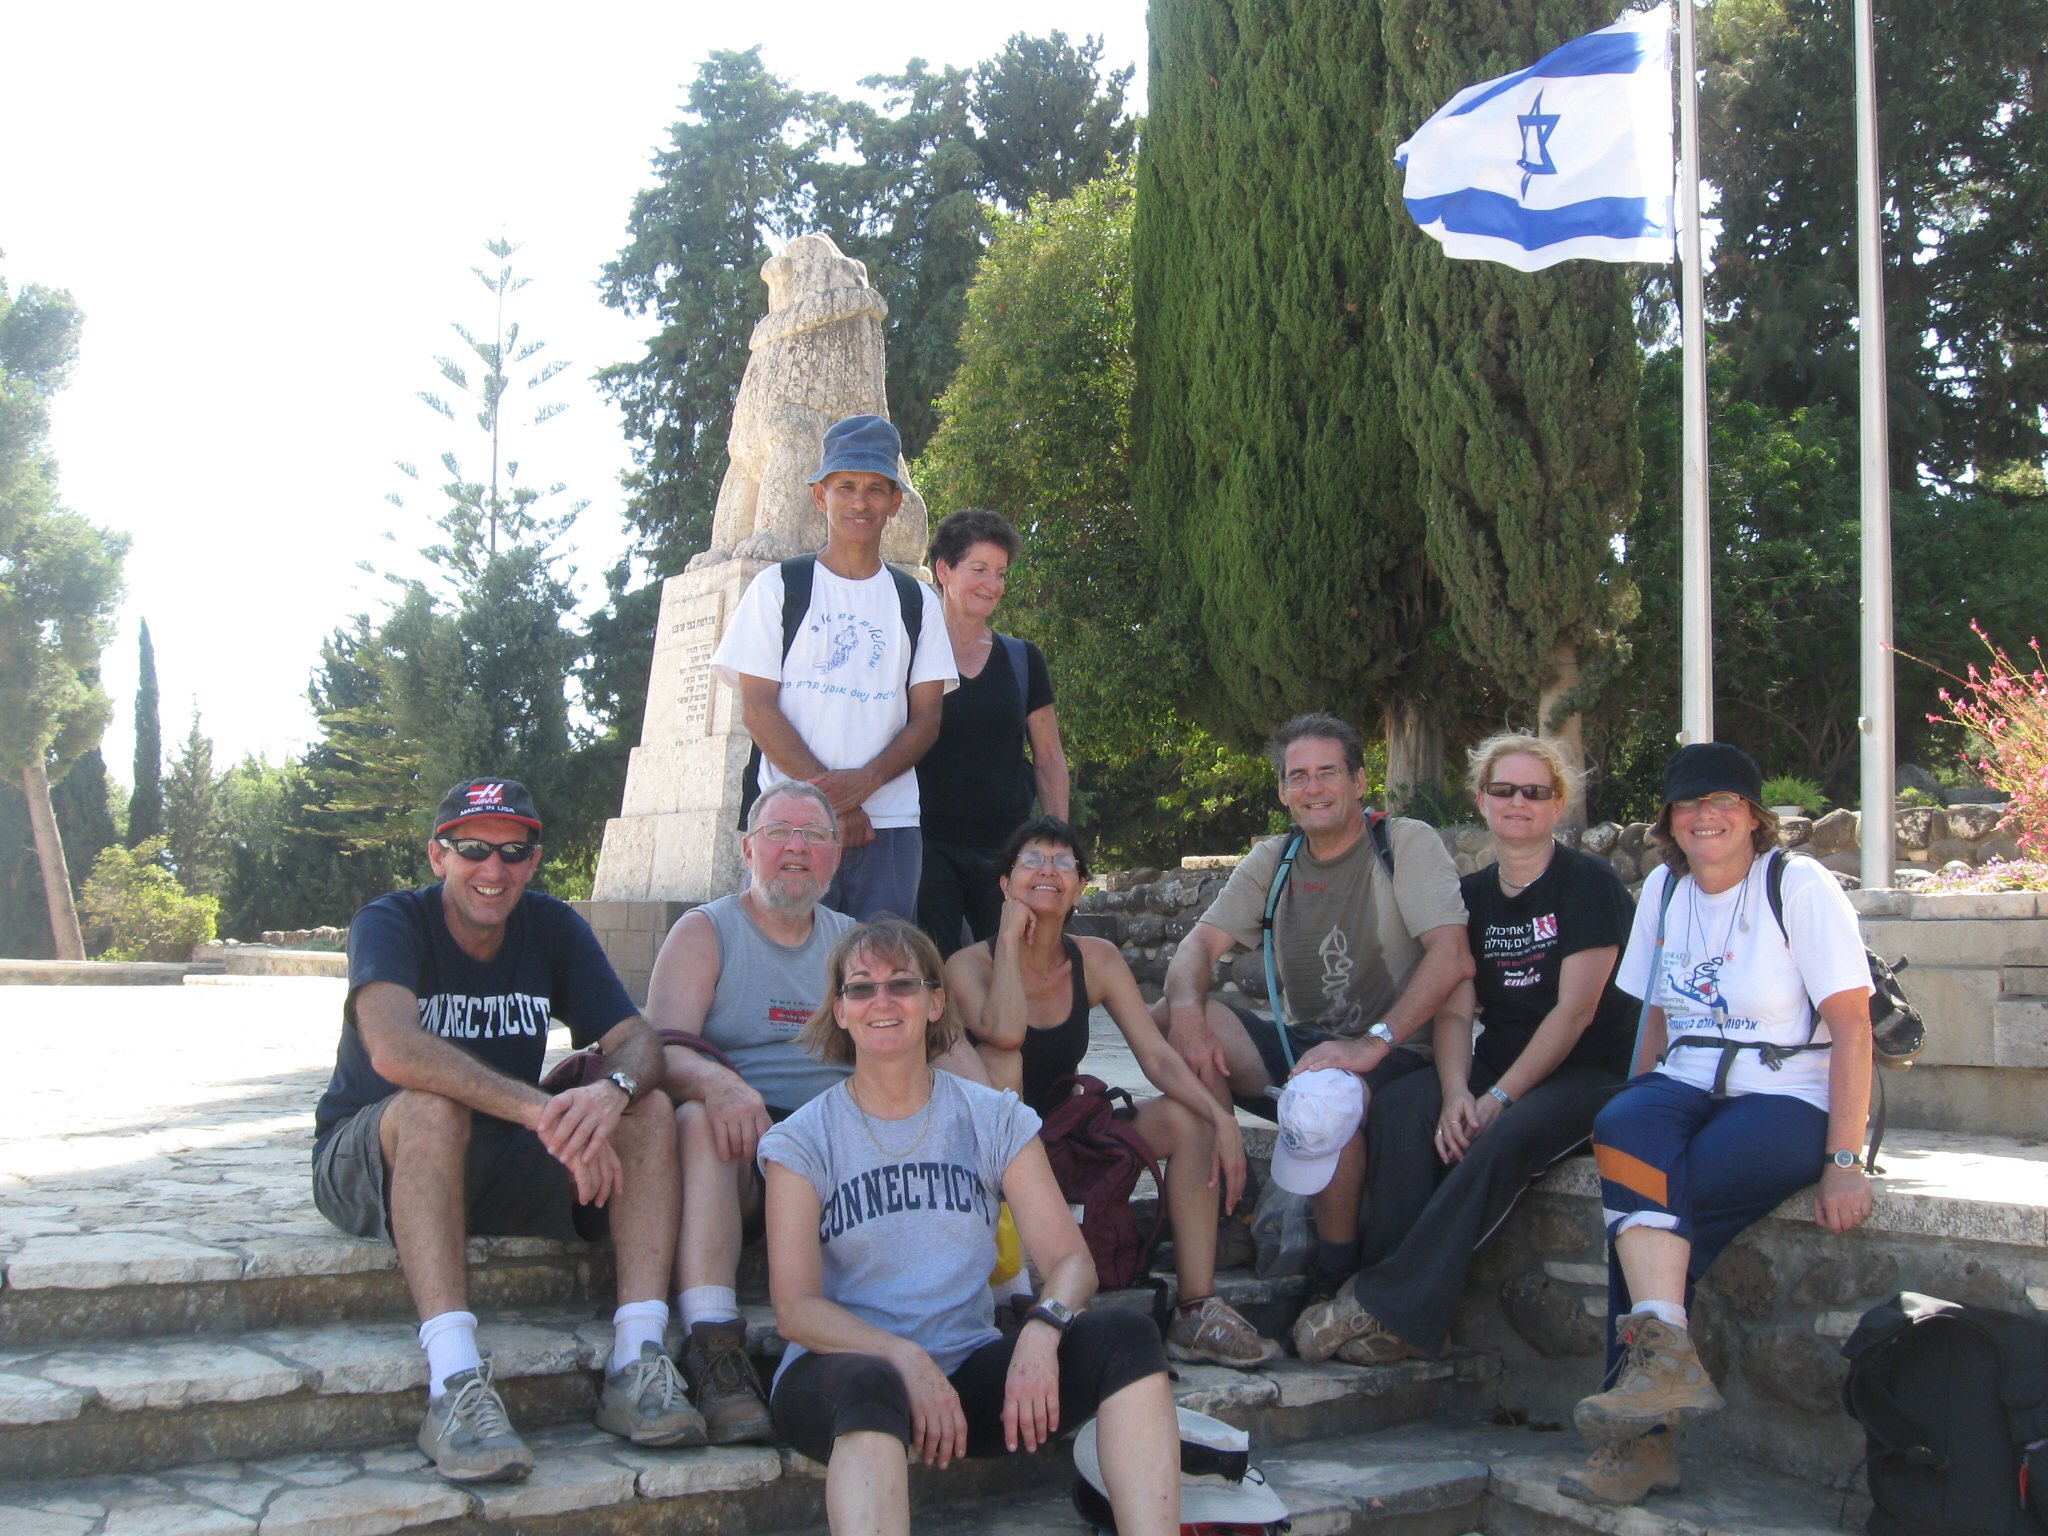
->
[713,562,956,828]
[1617,854,1870,1110]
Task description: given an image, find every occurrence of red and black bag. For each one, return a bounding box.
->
[1037,1073,1169,1292]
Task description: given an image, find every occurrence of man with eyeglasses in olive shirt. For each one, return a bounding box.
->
[312,778,698,1485]
[1156,713,1474,1304]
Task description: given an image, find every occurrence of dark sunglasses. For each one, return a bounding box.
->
[1482,782,1557,802]
[838,977,938,1002]
[436,836,538,864]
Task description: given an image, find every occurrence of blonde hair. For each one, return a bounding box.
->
[798,918,964,1066]
[1464,732,1584,803]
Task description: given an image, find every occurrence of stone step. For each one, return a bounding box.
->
[0,1272,1495,1485]
[0,1408,1863,1536]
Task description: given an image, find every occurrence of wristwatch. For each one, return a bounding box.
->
[1367,1022,1397,1048]
[1025,1298,1075,1335]
[605,1070,638,1104]
[1830,1148,1862,1170]
[1487,1085,1515,1109]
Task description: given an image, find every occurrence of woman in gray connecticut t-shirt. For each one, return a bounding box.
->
[758,918,1180,1536]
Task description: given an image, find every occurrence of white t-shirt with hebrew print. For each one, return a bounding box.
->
[1617,854,1870,1111]
[713,561,956,829]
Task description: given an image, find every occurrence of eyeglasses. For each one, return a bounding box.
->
[436,836,537,864]
[1672,791,1749,815]
[1013,850,1079,872]
[1482,782,1558,802]
[1281,765,1352,791]
[751,822,838,846]
[838,977,938,1002]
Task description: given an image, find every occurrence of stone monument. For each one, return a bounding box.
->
[584,235,929,995]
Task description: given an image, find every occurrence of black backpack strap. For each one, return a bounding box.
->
[1262,829,1305,1064]
[997,632,1030,714]
[1369,809,1395,876]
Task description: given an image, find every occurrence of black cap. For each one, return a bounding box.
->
[434,778,543,836]
[1662,743,1764,807]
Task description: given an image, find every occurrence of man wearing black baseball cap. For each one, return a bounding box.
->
[311,778,700,1483]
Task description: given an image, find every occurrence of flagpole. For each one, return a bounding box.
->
[1676,0,1712,745]
[1854,0,1896,888]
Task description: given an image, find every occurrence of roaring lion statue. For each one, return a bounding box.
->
[693,234,928,569]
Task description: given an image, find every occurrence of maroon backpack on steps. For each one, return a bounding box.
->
[1037,1073,1169,1293]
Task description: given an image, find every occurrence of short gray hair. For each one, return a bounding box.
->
[747,781,839,834]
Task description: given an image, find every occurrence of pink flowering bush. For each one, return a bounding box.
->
[1914,623,2048,854]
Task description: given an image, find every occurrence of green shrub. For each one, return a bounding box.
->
[1760,775,1829,815]
[80,837,218,961]
[1896,785,1942,809]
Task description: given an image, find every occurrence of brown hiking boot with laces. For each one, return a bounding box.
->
[1572,1313,1724,1442]
[683,1319,774,1444]
[1557,1431,1681,1505]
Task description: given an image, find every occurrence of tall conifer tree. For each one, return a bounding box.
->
[128,619,163,845]
[1132,0,1441,758]
[1378,0,1643,805]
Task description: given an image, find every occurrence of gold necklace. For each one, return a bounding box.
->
[848,1072,937,1160]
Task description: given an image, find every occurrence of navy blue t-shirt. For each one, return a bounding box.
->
[311,886,637,1155]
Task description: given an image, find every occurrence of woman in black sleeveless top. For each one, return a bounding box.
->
[945,817,1278,1370]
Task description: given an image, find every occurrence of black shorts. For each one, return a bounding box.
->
[1223,1002,1433,1121]
[769,1308,1166,1464]
[311,1097,607,1245]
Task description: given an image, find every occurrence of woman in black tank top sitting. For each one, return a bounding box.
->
[945,817,1279,1370]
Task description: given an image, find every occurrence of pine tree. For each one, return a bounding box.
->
[1131,0,1440,757]
[164,710,229,897]
[1378,0,1643,808]
[128,619,163,845]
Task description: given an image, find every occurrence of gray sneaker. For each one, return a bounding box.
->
[596,1342,708,1447]
[417,1361,533,1483]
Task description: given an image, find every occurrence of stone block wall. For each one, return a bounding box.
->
[571,900,695,1006]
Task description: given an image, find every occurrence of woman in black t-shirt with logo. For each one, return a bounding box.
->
[1296,733,1635,1370]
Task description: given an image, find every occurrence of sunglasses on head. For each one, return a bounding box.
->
[436,836,538,864]
[1482,782,1557,801]
[838,977,938,1002]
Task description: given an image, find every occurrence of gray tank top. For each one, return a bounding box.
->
[699,892,855,1113]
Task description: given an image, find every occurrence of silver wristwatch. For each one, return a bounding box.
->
[605,1070,638,1104]
[1830,1148,1861,1170]
[1366,1022,1397,1048]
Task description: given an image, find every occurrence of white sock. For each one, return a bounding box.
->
[612,1299,669,1371]
[1635,1299,1689,1331]
[419,1310,481,1399]
[678,1285,740,1331]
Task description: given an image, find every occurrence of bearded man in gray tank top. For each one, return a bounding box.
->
[646,782,988,1442]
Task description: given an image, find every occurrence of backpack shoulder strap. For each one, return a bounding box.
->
[1369,810,1395,876]
[1765,846,1793,943]
[998,632,1030,713]
[884,564,924,662]
[778,555,817,659]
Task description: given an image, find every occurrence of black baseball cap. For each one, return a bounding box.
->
[1661,743,1764,807]
[434,778,543,836]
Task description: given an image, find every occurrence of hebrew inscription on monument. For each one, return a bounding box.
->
[590,234,930,909]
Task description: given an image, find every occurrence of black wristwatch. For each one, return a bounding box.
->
[605,1070,638,1104]
[1025,1298,1075,1335]
[1830,1148,1862,1171]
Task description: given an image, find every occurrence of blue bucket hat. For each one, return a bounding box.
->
[1661,742,1764,807]
[809,414,903,486]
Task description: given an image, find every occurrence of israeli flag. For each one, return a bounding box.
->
[1396,4,1674,272]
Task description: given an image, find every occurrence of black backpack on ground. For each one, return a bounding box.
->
[1841,1291,2048,1535]
[735,554,926,829]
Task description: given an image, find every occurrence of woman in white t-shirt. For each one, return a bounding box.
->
[759,918,1179,1536]
[1559,743,1874,1509]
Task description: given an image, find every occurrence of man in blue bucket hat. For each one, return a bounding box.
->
[712,414,957,921]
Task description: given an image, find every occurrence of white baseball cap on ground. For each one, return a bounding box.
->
[1072,1409,1290,1531]
[1270,1067,1367,1195]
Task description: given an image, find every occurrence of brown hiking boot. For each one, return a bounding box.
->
[1572,1313,1724,1442]
[1557,1432,1681,1505]
[683,1319,774,1444]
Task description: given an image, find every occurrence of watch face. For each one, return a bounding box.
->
[1833,1150,1859,1168]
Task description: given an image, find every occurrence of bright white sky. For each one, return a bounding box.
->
[3,2,1148,781]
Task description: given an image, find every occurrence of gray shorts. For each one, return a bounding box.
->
[311,1097,606,1245]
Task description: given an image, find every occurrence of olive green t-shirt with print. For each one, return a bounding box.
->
[1199,818,1467,1055]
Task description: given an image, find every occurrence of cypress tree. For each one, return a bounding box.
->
[128,619,163,846]
[1132,0,1440,751]
[1378,0,1643,808]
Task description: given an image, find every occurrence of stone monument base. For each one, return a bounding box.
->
[591,557,769,910]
